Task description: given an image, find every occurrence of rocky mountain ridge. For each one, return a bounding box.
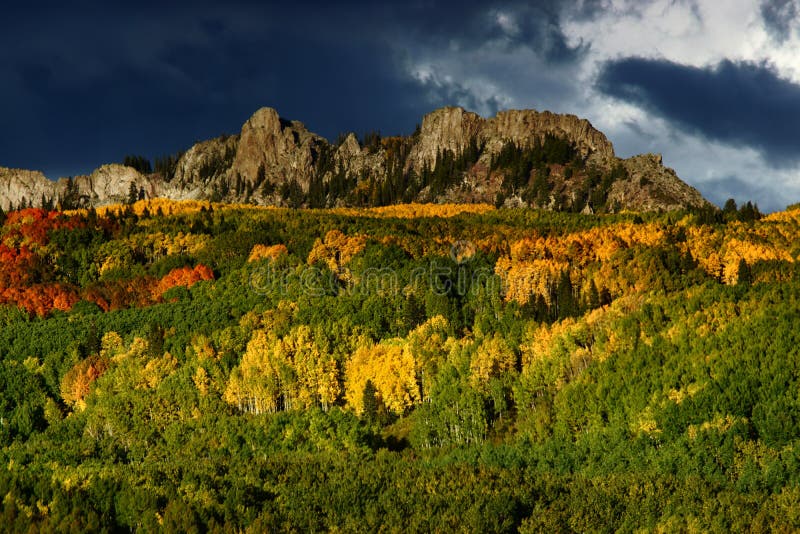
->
[0,106,709,212]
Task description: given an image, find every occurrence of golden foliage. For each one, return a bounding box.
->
[345,341,420,416]
[469,333,517,389]
[247,243,288,263]
[329,203,494,219]
[405,316,451,400]
[193,367,210,396]
[224,326,340,414]
[96,232,210,275]
[139,353,178,389]
[495,257,568,305]
[224,330,281,414]
[100,331,125,361]
[307,230,367,281]
[687,415,746,440]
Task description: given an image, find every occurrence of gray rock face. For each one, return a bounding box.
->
[406,107,615,173]
[229,107,326,192]
[73,164,148,205]
[173,136,239,189]
[483,109,615,160]
[0,168,56,210]
[407,107,485,172]
[0,106,710,212]
[611,154,708,212]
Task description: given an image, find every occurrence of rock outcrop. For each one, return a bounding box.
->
[406,107,615,173]
[0,105,711,213]
[228,107,326,191]
[483,109,615,160]
[73,164,149,206]
[407,107,484,172]
[172,135,239,190]
[611,154,708,212]
[0,168,56,211]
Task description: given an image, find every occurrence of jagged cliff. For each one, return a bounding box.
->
[0,106,709,212]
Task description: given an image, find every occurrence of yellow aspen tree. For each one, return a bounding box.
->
[139,353,178,389]
[469,333,517,389]
[405,315,450,401]
[193,366,210,396]
[345,341,420,415]
[224,330,281,414]
[248,243,288,263]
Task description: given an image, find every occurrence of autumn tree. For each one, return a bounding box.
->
[345,341,420,416]
[60,355,110,409]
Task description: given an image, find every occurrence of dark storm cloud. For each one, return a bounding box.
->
[761,0,799,41]
[0,1,591,178]
[697,175,782,212]
[597,57,800,166]
[0,3,426,177]
[386,0,588,63]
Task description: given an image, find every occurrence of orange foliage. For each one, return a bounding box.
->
[60,355,110,408]
[0,283,79,317]
[82,277,156,311]
[153,264,214,298]
[495,222,674,304]
[0,244,39,286]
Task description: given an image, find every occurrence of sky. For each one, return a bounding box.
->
[2,0,800,211]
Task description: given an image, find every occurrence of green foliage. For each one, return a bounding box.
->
[0,202,799,530]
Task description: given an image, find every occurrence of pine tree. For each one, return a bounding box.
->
[128,182,139,205]
[736,258,751,285]
[362,379,379,423]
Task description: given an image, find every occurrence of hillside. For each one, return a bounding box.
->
[0,106,709,213]
[0,201,799,530]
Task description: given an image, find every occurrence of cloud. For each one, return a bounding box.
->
[389,1,593,119]
[2,0,800,211]
[596,57,800,166]
[382,1,588,63]
[761,0,800,41]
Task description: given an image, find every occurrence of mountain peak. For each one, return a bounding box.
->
[0,105,710,213]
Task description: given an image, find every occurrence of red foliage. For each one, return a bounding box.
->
[81,265,214,312]
[3,208,85,247]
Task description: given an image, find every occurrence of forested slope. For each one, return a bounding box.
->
[0,200,799,531]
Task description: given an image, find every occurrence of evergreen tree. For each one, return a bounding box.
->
[61,178,80,210]
[123,154,152,174]
[362,380,379,424]
[736,258,751,285]
[127,182,139,205]
[146,323,165,358]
